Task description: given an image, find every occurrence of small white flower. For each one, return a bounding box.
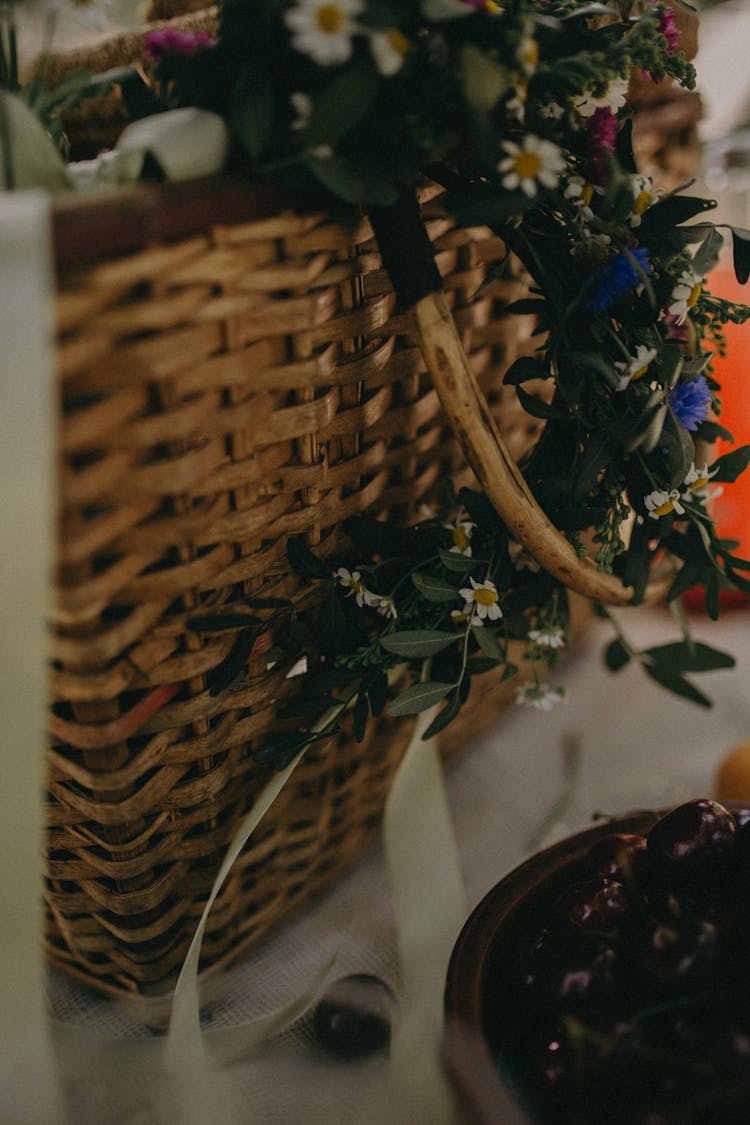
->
[517,27,539,76]
[564,175,594,221]
[574,77,629,118]
[681,462,722,504]
[443,516,477,557]
[666,270,702,326]
[290,92,312,131]
[516,682,567,711]
[284,0,364,66]
[308,143,334,160]
[370,28,409,76]
[644,488,685,520]
[629,174,661,228]
[335,567,378,607]
[614,344,658,391]
[528,626,566,650]
[375,594,398,619]
[539,101,565,120]
[499,134,566,198]
[506,83,527,123]
[458,576,503,622]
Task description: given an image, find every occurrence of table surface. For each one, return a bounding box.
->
[45,601,750,1124]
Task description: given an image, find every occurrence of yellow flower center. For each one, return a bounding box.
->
[523,39,539,67]
[452,526,470,551]
[581,183,594,207]
[513,151,541,180]
[688,475,709,492]
[473,587,498,607]
[387,29,409,57]
[630,363,649,381]
[654,499,675,517]
[687,282,701,309]
[485,0,502,12]
[347,577,363,593]
[633,189,652,216]
[316,4,345,33]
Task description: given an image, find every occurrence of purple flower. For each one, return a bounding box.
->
[668,376,711,432]
[582,247,650,313]
[143,29,216,58]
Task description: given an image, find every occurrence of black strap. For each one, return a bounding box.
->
[368,187,442,311]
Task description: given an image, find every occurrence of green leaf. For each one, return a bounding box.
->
[308,154,398,207]
[516,385,568,420]
[421,691,461,739]
[412,572,458,602]
[662,406,696,488]
[367,672,388,718]
[506,298,548,316]
[643,642,735,673]
[710,445,750,484]
[639,195,716,234]
[730,226,750,286]
[209,630,258,695]
[696,419,733,444]
[472,626,504,662]
[503,355,548,386]
[287,536,330,579]
[380,630,458,657]
[306,64,379,146]
[387,680,455,717]
[605,638,631,672]
[231,70,275,162]
[692,226,724,277]
[277,694,336,719]
[438,548,484,573]
[642,663,712,708]
[499,662,519,683]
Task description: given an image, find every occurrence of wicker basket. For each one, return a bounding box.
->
[46,174,575,999]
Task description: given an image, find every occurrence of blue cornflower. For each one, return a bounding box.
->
[582,247,650,313]
[668,375,712,432]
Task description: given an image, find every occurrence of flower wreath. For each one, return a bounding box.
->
[115,1,750,758]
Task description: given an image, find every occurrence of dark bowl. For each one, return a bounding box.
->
[442,810,668,1125]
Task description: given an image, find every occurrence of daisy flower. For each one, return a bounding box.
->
[517,27,539,76]
[564,176,595,221]
[681,462,722,504]
[629,174,661,228]
[666,270,702,325]
[614,344,658,391]
[375,594,398,620]
[370,28,409,76]
[443,515,477,556]
[458,577,503,622]
[644,488,685,520]
[284,0,364,66]
[335,567,377,607]
[499,135,565,198]
[515,682,566,711]
[575,77,629,118]
[506,83,527,123]
[527,626,566,650]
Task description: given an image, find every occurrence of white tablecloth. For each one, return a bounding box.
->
[46,603,750,1124]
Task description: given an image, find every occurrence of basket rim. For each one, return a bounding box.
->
[51,174,293,272]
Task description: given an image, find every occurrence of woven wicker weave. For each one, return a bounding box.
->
[46,176,557,998]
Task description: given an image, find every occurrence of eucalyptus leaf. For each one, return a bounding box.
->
[306,64,379,146]
[642,663,712,708]
[472,626,503,662]
[438,548,484,573]
[412,572,459,602]
[642,642,735,673]
[387,680,455,717]
[287,536,330,579]
[380,630,458,657]
[421,691,461,739]
[353,690,369,742]
[691,227,724,277]
[604,638,630,672]
[0,90,71,191]
[516,385,568,420]
[710,445,750,484]
[730,226,750,286]
[503,355,548,385]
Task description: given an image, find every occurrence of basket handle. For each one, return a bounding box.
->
[413,291,672,607]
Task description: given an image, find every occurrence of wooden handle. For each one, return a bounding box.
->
[414,291,671,607]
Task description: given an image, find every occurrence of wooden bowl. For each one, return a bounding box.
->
[442,810,663,1124]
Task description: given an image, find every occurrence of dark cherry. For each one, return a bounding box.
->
[553,878,632,932]
[632,914,720,990]
[584,833,649,891]
[313,973,393,1060]
[647,799,737,885]
[521,931,621,1012]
